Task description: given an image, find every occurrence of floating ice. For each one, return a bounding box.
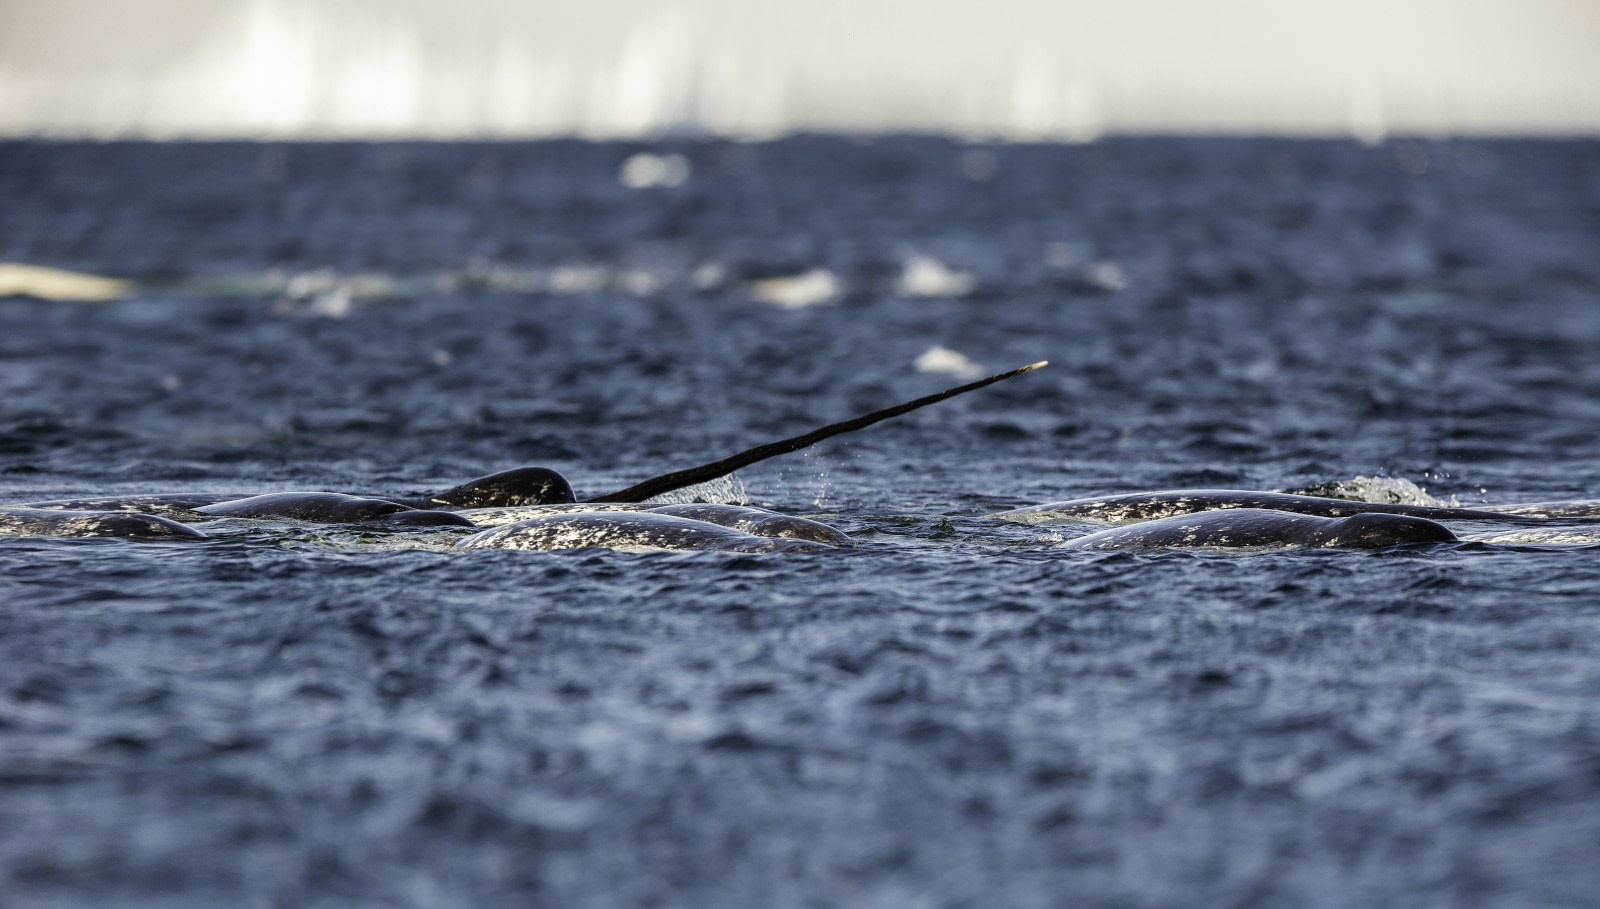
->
[691,262,727,290]
[619,152,691,189]
[747,268,839,309]
[548,265,610,295]
[0,263,129,301]
[914,346,983,379]
[897,255,976,298]
[1084,261,1128,292]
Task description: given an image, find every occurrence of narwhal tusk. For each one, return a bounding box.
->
[584,361,1048,504]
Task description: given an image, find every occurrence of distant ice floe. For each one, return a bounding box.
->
[1039,245,1129,292]
[0,254,1011,313]
[544,265,605,294]
[618,152,692,189]
[0,263,129,301]
[690,262,727,290]
[746,268,839,309]
[914,346,983,379]
[1083,261,1129,292]
[265,268,374,317]
[897,255,976,298]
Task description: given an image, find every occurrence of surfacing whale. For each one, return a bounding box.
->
[646,504,850,544]
[456,511,841,553]
[434,362,1049,511]
[1060,509,1459,551]
[460,502,850,544]
[395,467,577,509]
[13,493,248,519]
[7,470,573,517]
[994,490,1567,525]
[196,493,476,527]
[10,363,1050,520]
[0,507,207,541]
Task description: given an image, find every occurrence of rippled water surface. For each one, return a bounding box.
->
[2,137,1599,907]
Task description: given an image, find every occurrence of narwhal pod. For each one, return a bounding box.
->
[1060,508,1459,551]
[0,507,207,541]
[455,510,843,553]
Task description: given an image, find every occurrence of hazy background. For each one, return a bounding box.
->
[2,0,1597,141]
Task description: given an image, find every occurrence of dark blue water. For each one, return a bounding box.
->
[2,137,1599,907]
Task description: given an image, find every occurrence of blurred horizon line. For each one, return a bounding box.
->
[3,0,1597,143]
[5,128,1597,144]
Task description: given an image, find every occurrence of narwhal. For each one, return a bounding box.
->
[4,363,1048,546]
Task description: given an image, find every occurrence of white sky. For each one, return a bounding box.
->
[1,0,1596,138]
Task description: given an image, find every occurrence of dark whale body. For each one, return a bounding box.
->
[457,511,841,553]
[996,489,1553,524]
[196,493,475,527]
[12,493,246,519]
[397,468,577,509]
[1061,508,1458,551]
[0,507,207,541]
[12,468,578,518]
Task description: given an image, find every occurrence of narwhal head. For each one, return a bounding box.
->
[422,467,578,508]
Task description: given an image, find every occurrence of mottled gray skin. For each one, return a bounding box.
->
[456,511,840,553]
[1061,508,1458,551]
[639,504,851,545]
[197,493,475,527]
[397,467,577,509]
[458,503,853,543]
[996,489,1543,524]
[12,468,579,517]
[0,507,207,541]
[459,502,669,526]
[12,493,243,519]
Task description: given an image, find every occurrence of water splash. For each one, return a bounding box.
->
[1282,475,1460,508]
[642,474,748,506]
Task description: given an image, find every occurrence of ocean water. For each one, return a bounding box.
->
[2,137,1599,907]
